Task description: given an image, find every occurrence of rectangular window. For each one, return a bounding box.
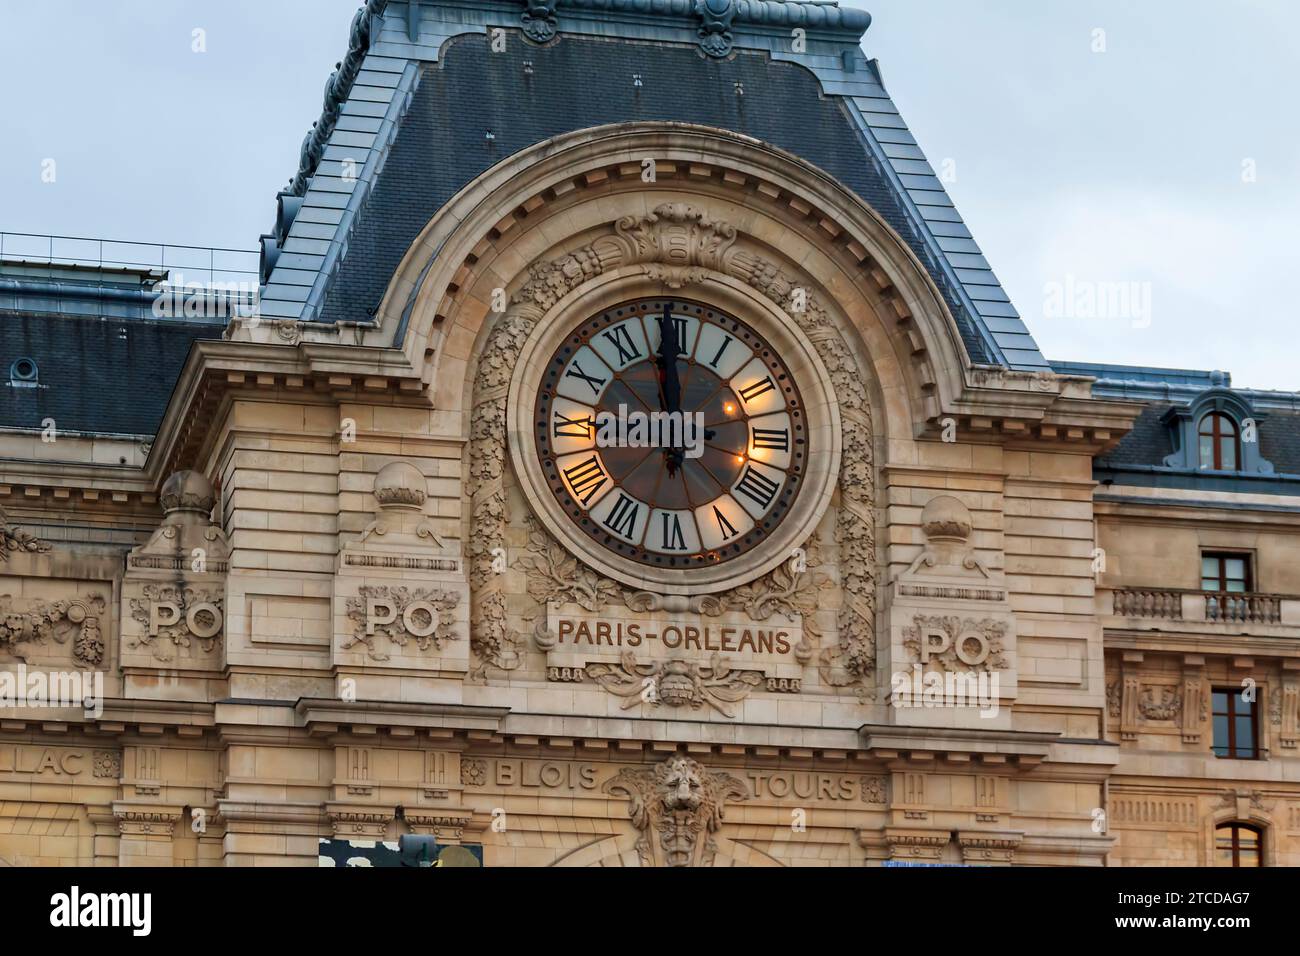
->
[1211,688,1258,759]
[1201,552,1251,593]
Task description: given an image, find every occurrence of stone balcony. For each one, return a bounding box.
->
[1101,587,1300,651]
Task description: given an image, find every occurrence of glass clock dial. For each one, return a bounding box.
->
[533,298,808,569]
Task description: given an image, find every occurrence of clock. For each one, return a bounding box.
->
[532,296,813,565]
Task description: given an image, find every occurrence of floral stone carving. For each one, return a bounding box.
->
[0,506,51,562]
[0,593,106,666]
[586,652,762,718]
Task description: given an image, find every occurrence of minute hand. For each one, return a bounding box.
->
[658,305,682,416]
[657,305,685,475]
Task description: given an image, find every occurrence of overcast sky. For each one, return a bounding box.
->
[1,1,1296,389]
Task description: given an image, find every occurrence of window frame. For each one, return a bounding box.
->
[1198,411,1240,471]
[1211,687,1259,760]
[1215,822,1264,867]
[1200,550,1253,594]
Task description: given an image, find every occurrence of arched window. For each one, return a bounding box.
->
[1198,412,1239,471]
[1215,823,1263,867]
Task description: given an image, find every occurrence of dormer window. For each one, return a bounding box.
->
[1198,412,1239,471]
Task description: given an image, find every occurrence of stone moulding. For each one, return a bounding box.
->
[466,203,877,692]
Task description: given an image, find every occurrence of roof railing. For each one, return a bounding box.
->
[0,231,258,289]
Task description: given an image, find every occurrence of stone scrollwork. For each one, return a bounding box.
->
[517,516,625,613]
[0,593,107,667]
[586,652,762,718]
[604,755,749,867]
[614,203,737,275]
[344,585,461,663]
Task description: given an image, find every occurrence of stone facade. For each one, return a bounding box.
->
[2,2,1297,868]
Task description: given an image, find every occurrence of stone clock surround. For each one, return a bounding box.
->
[506,266,843,597]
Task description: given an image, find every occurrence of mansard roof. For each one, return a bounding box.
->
[1063,360,1300,494]
[259,0,1048,370]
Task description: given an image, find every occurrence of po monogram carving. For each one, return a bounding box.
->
[344,585,461,662]
[903,615,1009,672]
[128,584,223,663]
[604,756,749,867]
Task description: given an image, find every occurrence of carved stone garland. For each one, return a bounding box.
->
[466,204,877,695]
[0,506,51,562]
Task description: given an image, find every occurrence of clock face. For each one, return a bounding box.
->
[533,298,808,570]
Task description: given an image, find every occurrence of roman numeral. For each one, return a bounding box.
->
[671,317,689,356]
[713,506,739,541]
[751,427,790,451]
[599,325,642,365]
[553,413,594,439]
[603,494,641,539]
[738,377,776,405]
[707,335,733,369]
[563,456,608,505]
[564,361,608,397]
[660,512,687,551]
[735,466,780,510]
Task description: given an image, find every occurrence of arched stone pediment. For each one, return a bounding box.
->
[369,122,973,432]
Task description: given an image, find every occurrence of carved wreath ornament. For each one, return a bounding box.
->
[466,204,877,696]
[344,585,461,662]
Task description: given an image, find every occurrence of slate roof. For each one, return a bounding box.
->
[259,0,1049,370]
[1071,361,1300,487]
[0,312,219,436]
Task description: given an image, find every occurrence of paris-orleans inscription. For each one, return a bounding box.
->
[541,605,804,716]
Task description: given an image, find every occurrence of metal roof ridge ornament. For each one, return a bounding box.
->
[696,0,737,58]
[288,0,389,198]
[521,0,559,44]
